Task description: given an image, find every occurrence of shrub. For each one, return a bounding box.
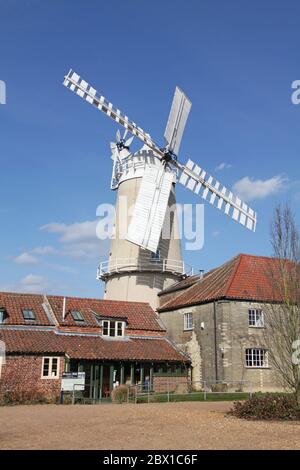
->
[0,388,54,405]
[111,385,129,404]
[230,393,300,421]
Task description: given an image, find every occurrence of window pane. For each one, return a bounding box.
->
[43,358,50,377]
[110,322,116,337]
[249,309,264,327]
[71,310,84,322]
[23,309,36,320]
[103,321,109,336]
[117,322,123,336]
[245,348,267,367]
[184,313,193,329]
[51,358,58,377]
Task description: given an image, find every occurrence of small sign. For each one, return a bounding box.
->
[61,372,85,392]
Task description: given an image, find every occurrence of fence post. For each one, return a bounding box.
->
[204,381,207,401]
[167,379,170,403]
[148,381,150,403]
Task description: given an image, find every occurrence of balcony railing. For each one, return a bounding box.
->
[97,258,193,280]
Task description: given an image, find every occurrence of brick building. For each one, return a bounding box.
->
[0,293,189,402]
[158,254,287,392]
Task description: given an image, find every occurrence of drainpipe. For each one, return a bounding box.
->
[62,297,66,322]
[213,301,219,382]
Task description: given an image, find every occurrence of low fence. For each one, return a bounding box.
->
[128,380,253,404]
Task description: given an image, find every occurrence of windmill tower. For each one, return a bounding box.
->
[63,71,257,309]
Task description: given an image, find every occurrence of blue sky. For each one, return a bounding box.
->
[0,0,299,298]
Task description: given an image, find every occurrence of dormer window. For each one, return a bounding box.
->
[22,309,36,321]
[0,308,6,324]
[102,320,125,337]
[71,310,84,322]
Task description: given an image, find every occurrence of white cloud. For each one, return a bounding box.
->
[41,220,98,243]
[232,175,287,201]
[212,230,221,237]
[32,246,57,255]
[13,246,56,265]
[215,162,232,171]
[14,252,38,265]
[41,220,108,261]
[19,274,48,294]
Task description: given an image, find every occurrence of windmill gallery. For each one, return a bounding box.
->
[0,71,287,401]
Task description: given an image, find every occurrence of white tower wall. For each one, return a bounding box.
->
[98,150,191,309]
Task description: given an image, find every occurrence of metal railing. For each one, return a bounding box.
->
[97,258,193,279]
[128,380,253,404]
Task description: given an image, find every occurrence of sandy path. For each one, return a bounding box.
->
[0,401,299,450]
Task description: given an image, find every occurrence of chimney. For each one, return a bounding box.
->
[62,297,67,322]
[199,269,205,279]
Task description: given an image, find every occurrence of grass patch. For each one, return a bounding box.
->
[134,392,249,404]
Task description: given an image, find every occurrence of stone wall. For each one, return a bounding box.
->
[159,300,284,392]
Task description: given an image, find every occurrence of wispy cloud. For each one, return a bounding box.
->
[14,252,38,265]
[13,246,56,265]
[19,274,48,293]
[212,230,221,237]
[41,220,108,261]
[233,175,287,201]
[32,246,57,255]
[215,162,232,171]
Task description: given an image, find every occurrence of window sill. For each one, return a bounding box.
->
[248,326,265,329]
[245,367,270,370]
[183,328,194,332]
[41,376,59,380]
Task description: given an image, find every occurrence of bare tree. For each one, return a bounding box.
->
[262,204,300,404]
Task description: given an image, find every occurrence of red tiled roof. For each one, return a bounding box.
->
[0,329,187,362]
[158,254,291,311]
[0,292,53,326]
[0,292,164,331]
[158,273,205,296]
[47,296,163,331]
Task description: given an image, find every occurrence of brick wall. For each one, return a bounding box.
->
[0,355,64,402]
[153,375,188,393]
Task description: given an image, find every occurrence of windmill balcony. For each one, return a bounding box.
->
[97,258,193,280]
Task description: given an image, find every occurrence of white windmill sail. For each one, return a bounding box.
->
[63,70,162,157]
[63,69,258,250]
[164,86,192,156]
[177,159,257,232]
[126,165,174,253]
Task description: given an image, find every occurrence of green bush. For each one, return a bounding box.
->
[231,393,300,421]
[111,385,129,404]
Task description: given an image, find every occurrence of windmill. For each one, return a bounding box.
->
[63,70,257,308]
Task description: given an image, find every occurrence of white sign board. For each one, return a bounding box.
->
[61,372,85,392]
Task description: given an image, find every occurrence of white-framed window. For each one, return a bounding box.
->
[102,320,125,337]
[248,309,264,327]
[183,312,193,331]
[42,357,60,378]
[245,349,268,368]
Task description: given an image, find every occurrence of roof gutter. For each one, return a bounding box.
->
[213,301,219,382]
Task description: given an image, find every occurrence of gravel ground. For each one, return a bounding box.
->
[0,401,299,450]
